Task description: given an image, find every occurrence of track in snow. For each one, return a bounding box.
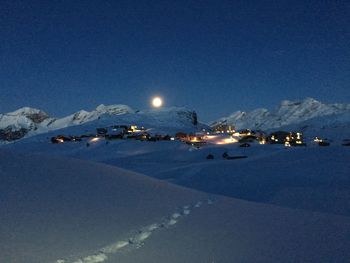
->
[55,199,213,263]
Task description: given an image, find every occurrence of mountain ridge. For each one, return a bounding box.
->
[0,104,199,142]
[211,97,350,131]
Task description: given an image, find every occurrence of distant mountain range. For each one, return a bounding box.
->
[0,105,199,142]
[1,98,350,143]
[211,98,350,136]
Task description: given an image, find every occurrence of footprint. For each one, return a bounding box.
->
[147,223,159,231]
[101,240,129,253]
[183,209,190,215]
[194,201,202,208]
[72,253,107,263]
[172,212,181,219]
[133,231,152,243]
[55,200,207,263]
[167,218,177,226]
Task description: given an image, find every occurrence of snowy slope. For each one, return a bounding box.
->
[212,98,350,131]
[273,110,350,141]
[6,134,350,216]
[0,104,133,141]
[0,105,201,142]
[1,149,350,263]
[0,149,208,263]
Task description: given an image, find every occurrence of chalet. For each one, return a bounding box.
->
[127,131,150,141]
[222,151,247,160]
[96,128,107,136]
[212,124,235,134]
[239,135,258,143]
[318,141,330,146]
[239,129,253,136]
[105,126,126,139]
[267,131,290,144]
[96,125,145,139]
[313,137,331,146]
[127,125,146,133]
[175,132,187,141]
[51,135,82,143]
[268,131,305,146]
[342,139,350,146]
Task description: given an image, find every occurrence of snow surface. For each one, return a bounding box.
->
[5,135,350,216]
[1,149,350,263]
[212,97,350,131]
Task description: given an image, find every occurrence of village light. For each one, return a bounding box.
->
[259,139,266,145]
[297,132,301,140]
[216,137,238,145]
[90,137,100,143]
[204,135,219,140]
[314,137,323,143]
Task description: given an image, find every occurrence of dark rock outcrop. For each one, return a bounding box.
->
[0,127,29,141]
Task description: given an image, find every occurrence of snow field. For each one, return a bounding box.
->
[55,200,213,263]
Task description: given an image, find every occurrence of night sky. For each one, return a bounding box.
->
[1,0,349,121]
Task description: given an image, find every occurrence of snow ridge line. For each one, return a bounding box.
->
[55,199,214,263]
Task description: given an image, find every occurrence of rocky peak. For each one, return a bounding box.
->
[212,98,350,130]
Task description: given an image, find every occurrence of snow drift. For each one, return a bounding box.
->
[1,150,350,262]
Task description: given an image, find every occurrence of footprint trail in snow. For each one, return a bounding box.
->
[55,199,214,263]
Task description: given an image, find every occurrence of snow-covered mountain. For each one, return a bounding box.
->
[212,98,350,131]
[0,105,200,142]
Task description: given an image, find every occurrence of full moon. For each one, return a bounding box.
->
[152,97,163,108]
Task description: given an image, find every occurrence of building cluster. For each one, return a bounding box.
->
[50,122,349,148]
[267,131,305,147]
[51,124,174,144]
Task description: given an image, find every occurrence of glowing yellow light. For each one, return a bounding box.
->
[152,97,163,108]
[204,135,219,140]
[296,132,301,140]
[190,137,200,142]
[58,138,64,143]
[90,137,99,142]
[285,141,291,147]
[259,139,266,145]
[216,137,238,145]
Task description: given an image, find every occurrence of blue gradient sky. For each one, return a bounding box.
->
[1,0,349,121]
